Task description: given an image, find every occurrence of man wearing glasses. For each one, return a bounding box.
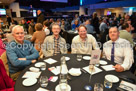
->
[42,23,67,57]
[6,25,39,81]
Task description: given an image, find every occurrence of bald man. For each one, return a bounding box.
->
[103,27,134,72]
[6,25,39,81]
[37,10,45,24]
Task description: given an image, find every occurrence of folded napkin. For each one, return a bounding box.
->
[44,58,57,64]
[48,67,60,75]
[101,64,115,71]
[69,68,81,76]
[83,66,102,75]
[119,80,136,91]
[22,71,41,78]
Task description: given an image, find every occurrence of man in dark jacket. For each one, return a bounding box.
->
[37,10,45,24]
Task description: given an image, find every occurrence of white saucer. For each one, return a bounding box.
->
[65,57,70,61]
[83,56,91,60]
[69,68,81,76]
[100,60,107,65]
[105,74,119,83]
[29,67,40,72]
[22,78,37,86]
[34,62,45,67]
[55,84,71,91]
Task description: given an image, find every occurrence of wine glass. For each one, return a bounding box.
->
[84,64,95,91]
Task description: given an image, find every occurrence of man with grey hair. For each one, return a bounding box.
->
[103,27,133,72]
[6,25,39,81]
[42,23,67,57]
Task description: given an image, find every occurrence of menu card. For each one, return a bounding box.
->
[83,66,102,75]
[48,66,60,75]
[101,65,115,71]
[90,50,101,64]
[44,58,57,64]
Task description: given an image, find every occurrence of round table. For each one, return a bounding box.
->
[15,54,136,91]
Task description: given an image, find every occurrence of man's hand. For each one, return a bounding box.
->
[113,64,124,72]
[18,58,26,60]
[31,60,37,63]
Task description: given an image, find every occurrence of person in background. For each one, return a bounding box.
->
[6,25,15,42]
[43,20,50,36]
[6,25,39,81]
[6,15,11,26]
[28,19,35,35]
[0,23,5,39]
[85,19,94,34]
[20,19,29,33]
[103,27,133,72]
[71,25,99,55]
[37,10,45,24]
[42,23,67,57]
[72,20,80,31]
[119,23,134,46]
[11,19,18,25]
[31,23,46,52]
[0,38,5,56]
[61,20,66,31]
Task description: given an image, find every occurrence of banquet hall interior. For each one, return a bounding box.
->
[0,0,136,91]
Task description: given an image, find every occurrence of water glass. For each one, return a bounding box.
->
[40,63,46,71]
[39,76,48,88]
[104,76,112,89]
[77,54,82,61]
[94,83,103,91]
[59,83,68,91]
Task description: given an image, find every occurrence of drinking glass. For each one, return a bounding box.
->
[104,76,112,89]
[94,83,103,91]
[39,76,48,88]
[77,54,82,61]
[40,63,46,71]
[59,83,68,91]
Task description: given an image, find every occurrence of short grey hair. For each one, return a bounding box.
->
[51,22,60,29]
[12,25,24,34]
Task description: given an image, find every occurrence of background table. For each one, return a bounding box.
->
[15,54,136,91]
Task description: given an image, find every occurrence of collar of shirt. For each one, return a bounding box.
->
[109,37,120,44]
[53,35,60,40]
[14,39,24,45]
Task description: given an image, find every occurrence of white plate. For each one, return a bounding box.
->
[83,56,91,60]
[34,62,45,67]
[29,67,40,72]
[55,84,71,91]
[69,68,81,76]
[22,78,37,86]
[105,74,119,83]
[100,60,107,65]
[65,57,70,61]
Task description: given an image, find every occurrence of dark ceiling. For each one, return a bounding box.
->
[15,0,80,10]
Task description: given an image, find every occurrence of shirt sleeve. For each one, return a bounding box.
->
[6,47,31,67]
[121,42,134,71]
[25,42,39,60]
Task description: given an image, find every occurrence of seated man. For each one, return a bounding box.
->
[103,27,134,72]
[119,23,134,46]
[6,25,39,81]
[42,23,67,57]
[71,25,99,55]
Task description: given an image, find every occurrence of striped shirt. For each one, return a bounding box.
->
[54,37,61,55]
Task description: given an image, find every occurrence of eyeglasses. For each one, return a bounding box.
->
[52,28,60,30]
[15,32,24,35]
